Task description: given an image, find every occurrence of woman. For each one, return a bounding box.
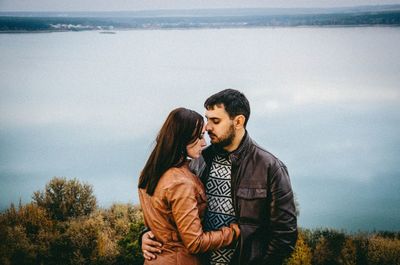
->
[138,107,240,265]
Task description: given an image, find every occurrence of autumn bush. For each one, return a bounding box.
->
[33,177,97,221]
[367,235,400,265]
[0,177,144,265]
[1,177,399,265]
[284,229,312,265]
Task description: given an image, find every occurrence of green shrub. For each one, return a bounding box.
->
[117,217,145,265]
[33,177,97,221]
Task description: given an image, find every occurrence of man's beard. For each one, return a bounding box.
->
[210,124,235,149]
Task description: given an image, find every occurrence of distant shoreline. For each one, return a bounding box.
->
[1,24,400,34]
[1,6,400,33]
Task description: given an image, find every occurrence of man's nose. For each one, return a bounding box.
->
[205,122,211,131]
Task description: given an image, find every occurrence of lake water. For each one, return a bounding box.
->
[1,27,399,231]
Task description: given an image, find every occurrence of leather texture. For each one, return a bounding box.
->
[190,132,298,265]
[139,162,240,265]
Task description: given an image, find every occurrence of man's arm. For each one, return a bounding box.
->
[141,231,162,260]
[263,165,298,264]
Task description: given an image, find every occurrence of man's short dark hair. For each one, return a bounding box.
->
[204,89,250,127]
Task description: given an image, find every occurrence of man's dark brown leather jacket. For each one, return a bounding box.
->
[190,132,298,265]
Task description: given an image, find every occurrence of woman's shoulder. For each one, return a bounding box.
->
[158,165,196,189]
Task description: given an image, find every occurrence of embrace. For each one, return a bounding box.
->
[138,89,297,265]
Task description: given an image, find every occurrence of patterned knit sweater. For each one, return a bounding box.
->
[204,154,237,265]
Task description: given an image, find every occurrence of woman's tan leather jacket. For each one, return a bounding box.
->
[139,162,240,265]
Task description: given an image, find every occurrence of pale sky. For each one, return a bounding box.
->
[1,0,400,11]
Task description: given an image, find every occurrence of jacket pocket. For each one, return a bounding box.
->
[236,187,268,224]
[237,187,267,199]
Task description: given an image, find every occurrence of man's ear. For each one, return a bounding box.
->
[234,115,246,129]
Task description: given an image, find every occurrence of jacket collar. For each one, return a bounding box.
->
[203,130,251,165]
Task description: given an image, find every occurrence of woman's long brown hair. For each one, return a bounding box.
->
[138,107,204,196]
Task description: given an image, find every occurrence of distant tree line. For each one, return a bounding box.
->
[1,177,399,265]
[1,10,400,32]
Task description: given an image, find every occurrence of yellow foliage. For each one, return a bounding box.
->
[368,235,400,265]
[97,228,119,259]
[285,232,312,265]
[339,238,357,265]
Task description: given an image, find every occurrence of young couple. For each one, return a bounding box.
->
[138,89,297,265]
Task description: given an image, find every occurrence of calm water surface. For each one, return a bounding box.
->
[1,27,399,231]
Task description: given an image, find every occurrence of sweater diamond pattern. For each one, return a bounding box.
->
[204,155,236,265]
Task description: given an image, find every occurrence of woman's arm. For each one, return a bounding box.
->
[168,180,240,254]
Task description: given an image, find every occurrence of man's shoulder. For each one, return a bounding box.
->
[249,139,287,169]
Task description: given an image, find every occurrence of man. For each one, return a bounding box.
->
[142,89,297,265]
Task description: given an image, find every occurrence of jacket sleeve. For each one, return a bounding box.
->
[262,165,298,264]
[167,180,240,254]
